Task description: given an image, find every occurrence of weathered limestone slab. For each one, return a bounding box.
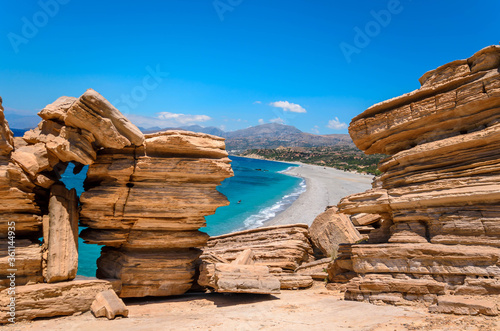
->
[429,295,499,316]
[198,249,281,294]
[201,224,314,272]
[275,273,314,289]
[213,263,281,294]
[309,206,363,258]
[43,183,79,283]
[0,280,113,323]
[91,289,129,319]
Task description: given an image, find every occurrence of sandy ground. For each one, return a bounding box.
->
[7,283,499,331]
[266,163,373,226]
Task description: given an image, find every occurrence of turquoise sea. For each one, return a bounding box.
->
[61,156,304,277]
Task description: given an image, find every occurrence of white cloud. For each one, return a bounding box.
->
[253,101,262,104]
[258,118,265,125]
[311,125,320,134]
[269,101,307,113]
[327,117,348,130]
[157,112,211,125]
[127,111,211,129]
[270,117,285,125]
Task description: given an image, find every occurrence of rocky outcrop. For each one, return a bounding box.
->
[79,131,233,297]
[0,89,147,290]
[335,45,500,314]
[309,206,364,258]
[0,279,113,323]
[0,89,232,308]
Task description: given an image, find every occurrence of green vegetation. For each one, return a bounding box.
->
[241,146,385,175]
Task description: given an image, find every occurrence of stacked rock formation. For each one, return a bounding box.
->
[79,130,233,297]
[200,224,315,289]
[335,45,500,312]
[0,88,233,321]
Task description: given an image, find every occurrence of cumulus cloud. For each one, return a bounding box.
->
[253,101,262,104]
[269,117,285,125]
[327,117,348,130]
[269,101,306,113]
[258,118,265,125]
[127,111,211,129]
[311,125,320,134]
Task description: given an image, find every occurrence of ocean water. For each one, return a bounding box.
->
[61,156,304,277]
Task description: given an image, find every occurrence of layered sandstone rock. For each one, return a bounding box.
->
[336,45,500,314]
[0,280,113,323]
[0,89,146,290]
[79,131,233,297]
[1,89,231,304]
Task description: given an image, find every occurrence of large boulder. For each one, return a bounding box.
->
[309,206,363,258]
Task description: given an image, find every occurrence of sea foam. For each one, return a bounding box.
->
[240,179,306,230]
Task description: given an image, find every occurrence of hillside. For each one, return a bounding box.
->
[242,146,384,175]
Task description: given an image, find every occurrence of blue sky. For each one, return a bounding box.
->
[0,0,498,133]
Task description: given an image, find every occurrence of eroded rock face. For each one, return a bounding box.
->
[336,45,500,314]
[79,131,233,297]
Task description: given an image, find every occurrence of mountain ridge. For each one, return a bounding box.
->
[142,123,354,151]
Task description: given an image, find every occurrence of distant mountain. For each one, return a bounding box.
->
[4,113,40,131]
[142,123,354,152]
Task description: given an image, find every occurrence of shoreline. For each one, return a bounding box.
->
[262,162,373,227]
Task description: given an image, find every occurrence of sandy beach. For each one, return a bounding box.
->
[265,163,373,227]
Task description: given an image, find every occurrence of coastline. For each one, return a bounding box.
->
[263,162,373,227]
